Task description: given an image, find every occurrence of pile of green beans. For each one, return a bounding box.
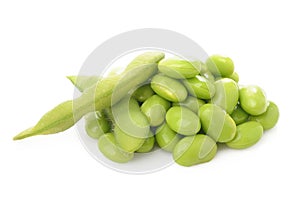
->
[13,52,279,167]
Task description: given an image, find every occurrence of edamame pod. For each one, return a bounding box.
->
[158,59,201,79]
[151,74,188,102]
[173,134,217,167]
[141,95,171,126]
[211,78,239,114]
[249,101,279,130]
[226,121,263,149]
[166,106,201,136]
[239,85,268,116]
[13,52,163,140]
[199,104,236,142]
[155,123,181,152]
[67,75,99,92]
[183,75,215,99]
[98,133,134,163]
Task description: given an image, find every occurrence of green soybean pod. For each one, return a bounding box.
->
[166,106,201,136]
[155,123,181,152]
[158,59,201,79]
[132,84,154,102]
[141,95,171,126]
[136,131,155,153]
[206,55,235,77]
[67,76,100,92]
[173,134,217,167]
[151,74,188,102]
[84,111,111,139]
[249,101,279,130]
[211,78,239,114]
[173,96,205,114]
[230,105,249,125]
[98,133,134,163]
[183,75,216,99]
[239,85,268,116]
[14,52,162,140]
[199,104,236,143]
[226,121,263,149]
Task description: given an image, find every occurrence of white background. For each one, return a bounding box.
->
[1,0,299,199]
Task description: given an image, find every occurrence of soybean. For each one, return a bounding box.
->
[173,96,205,114]
[141,95,171,126]
[211,78,239,114]
[173,134,217,167]
[136,131,155,153]
[249,101,279,130]
[98,133,134,163]
[183,75,216,99]
[239,85,268,116]
[155,123,181,152]
[199,104,236,143]
[166,106,201,136]
[206,55,234,77]
[13,50,279,168]
[84,111,111,139]
[226,121,263,149]
[230,105,249,125]
[158,59,201,79]
[151,74,188,102]
[133,84,155,102]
